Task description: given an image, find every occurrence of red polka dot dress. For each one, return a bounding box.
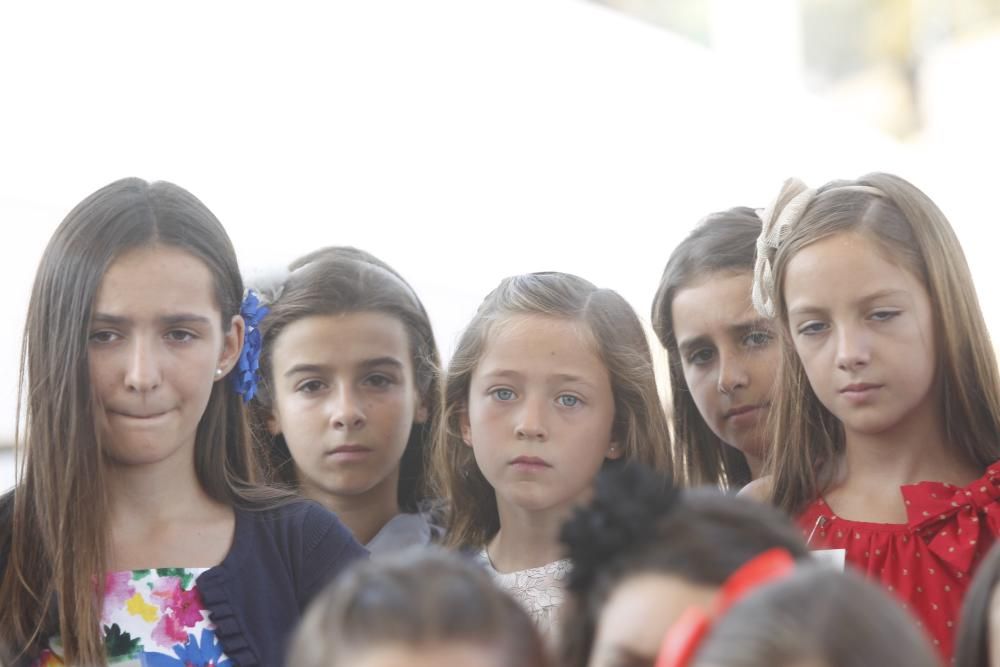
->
[797,461,1000,662]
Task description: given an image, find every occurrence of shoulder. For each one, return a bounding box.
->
[240,499,366,561]
[738,475,774,503]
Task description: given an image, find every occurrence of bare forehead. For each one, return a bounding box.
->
[486,313,598,352]
[671,271,757,326]
[94,245,220,315]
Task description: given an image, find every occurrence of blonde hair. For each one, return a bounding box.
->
[757,173,1000,514]
[429,272,674,549]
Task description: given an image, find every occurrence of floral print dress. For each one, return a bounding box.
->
[35,568,231,666]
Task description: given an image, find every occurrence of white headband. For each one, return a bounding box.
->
[751,179,816,318]
[750,182,886,318]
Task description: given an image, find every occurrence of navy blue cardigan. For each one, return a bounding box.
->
[196,500,368,665]
[0,497,368,667]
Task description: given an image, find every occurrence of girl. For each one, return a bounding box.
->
[0,178,366,666]
[652,208,776,488]
[286,547,551,667]
[744,173,1000,658]
[429,271,673,640]
[250,246,441,552]
[689,567,938,667]
[559,463,810,667]
[954,542,1000,667]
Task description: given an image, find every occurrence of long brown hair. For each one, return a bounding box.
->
[429,272,673,550]
[760,173,1000,514]
[651,208,762,489]
[0,178,281,665]
[249,246,441,512]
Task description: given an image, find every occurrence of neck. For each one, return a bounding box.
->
[303,469,401,545]
[743,451,764,480]
[487,496,572,573]
[107,444,219,524]
[841,405,977,489]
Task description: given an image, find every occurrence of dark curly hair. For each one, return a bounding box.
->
[559,463,810,667]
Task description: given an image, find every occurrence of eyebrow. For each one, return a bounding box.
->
[788,289,910,317]
[283,357,406,378]
[676,317,772,354]
[358,356,406,371]
[479,369,595,386]
[91,312,214,327]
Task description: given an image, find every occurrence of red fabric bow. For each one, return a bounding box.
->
[903,463,1000,573]
[654,548,796,667]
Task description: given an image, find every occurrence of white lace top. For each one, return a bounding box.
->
[475,549,572,642]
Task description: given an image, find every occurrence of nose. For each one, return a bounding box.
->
[330,385,367,431]
[835,322,871,372]
[124,337,162,393]
[717,350,750,395]
[515,397,548,442]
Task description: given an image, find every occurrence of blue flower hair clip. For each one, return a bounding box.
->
[232,289,269,402]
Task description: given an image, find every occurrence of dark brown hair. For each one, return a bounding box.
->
[558,463,810,667]
[250,246,440,512]
[286,546,551,667]
[692,567,938,667]
[651,208,762,489]
[0,177,281,665]
[429,272,674,550]
[955,542,1000,667]
[760,174,1000,514]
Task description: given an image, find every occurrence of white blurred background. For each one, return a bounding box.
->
[3,0,999,491]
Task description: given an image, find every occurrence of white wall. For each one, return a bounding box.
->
[3,1,997,489]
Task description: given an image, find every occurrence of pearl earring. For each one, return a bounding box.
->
[215,368,224,377]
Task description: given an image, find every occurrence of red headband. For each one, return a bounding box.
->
[654,548,796,667]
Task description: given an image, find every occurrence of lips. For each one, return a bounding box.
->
[839,383,882,394]
[723,404,763,420]
[110,409,171,420]
[510,455,552,469]
[326,444,373,461]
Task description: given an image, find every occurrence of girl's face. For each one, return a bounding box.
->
[88,245,242,467]
[462,314,620,516]
[587,573,717,667]
[268,312,427,503]
[783,232,937,438]
[671,271,777,462]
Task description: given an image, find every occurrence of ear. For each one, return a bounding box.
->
[459,407,473,448]
[216,313,245,380]
[266,408,281,436]
[414,393,430,425]
[606,440,623,461]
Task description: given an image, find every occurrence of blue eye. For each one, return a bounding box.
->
[492,388,515,401]
[797,322,828,336]
[557,395,581,408]
[870,310,900,322]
